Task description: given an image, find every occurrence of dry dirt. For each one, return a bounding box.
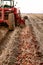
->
[0,14,43,65]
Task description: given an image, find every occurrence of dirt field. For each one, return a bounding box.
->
[0,14,43,65]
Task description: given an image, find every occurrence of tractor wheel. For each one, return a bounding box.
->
[8,13,15,31]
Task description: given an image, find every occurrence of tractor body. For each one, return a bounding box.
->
[0,0,25,30]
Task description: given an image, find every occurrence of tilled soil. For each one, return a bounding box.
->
[0,14,43,65]
[0,27,22,65]
[15,26,43,65]
[0,26,8,42]
[0,26,43,65]
[29,14,43,53]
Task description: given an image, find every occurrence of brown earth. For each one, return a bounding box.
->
[0,14,43,65]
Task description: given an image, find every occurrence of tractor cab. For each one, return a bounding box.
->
[0,0,14,8]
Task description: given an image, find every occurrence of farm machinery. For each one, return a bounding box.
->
[0,0,25,30]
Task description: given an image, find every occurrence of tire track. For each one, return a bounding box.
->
[34,14,43,21]
[0,27,22,65]
[0,27,8,42]
[29,14,43,55]
[0,31,12,55]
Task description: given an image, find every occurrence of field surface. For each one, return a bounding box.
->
[0,14,43,65]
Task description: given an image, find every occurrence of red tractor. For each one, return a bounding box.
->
[0,0,25,30]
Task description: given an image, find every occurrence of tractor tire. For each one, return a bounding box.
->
[8,13,15,31]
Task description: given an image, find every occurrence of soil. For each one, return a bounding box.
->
[0,14,43,65]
